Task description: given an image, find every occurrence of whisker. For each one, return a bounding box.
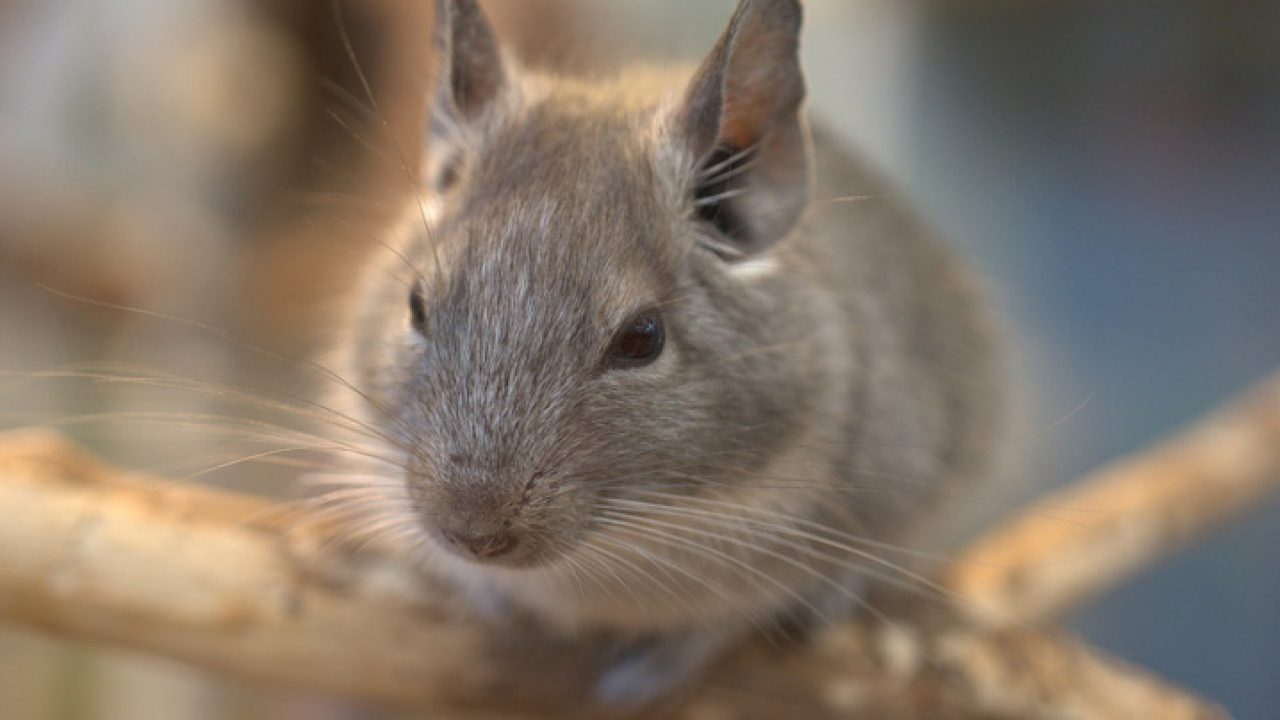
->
[598,511,832,627]
[32,287,416,444]
[5,365,411,453]
[697,143,760,181]
[693,186,750,207]
[603,505,908,639]
[615,496,953,605]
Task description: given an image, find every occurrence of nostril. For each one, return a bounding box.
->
[442,529,518,559]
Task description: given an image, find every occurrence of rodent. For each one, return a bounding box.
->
[330,0,1003,706]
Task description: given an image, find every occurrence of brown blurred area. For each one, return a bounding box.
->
[0,0,629,350]
[245,0,623,350]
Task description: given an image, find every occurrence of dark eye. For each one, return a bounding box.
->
[606,312,665,369]
[436,154,461,192]
[409,284,427,333]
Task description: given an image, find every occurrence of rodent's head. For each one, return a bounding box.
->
[350,0,822,575]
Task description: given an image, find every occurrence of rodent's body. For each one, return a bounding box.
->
[456,126,999,633]
[332,0,1000,702]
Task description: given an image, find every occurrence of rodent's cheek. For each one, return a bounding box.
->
[637,328,683,377]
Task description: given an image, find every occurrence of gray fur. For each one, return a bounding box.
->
[332,0,1002,702]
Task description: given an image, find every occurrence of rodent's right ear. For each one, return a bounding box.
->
[670,0,811,257]
[428,0,507,143]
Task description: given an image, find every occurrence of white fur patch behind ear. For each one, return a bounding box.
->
[728,256,778,281]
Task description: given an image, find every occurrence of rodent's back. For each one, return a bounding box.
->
[797,127,1003,546]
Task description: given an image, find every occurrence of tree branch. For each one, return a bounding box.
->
[945,371,1280,626]
[5,369,1280,718]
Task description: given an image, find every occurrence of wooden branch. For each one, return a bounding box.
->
[0,431,494,710]
[945,370,1280,626]
[5,369,1280,717]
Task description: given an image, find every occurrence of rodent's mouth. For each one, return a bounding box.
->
[426,524,560,570]
[406,474,585,571]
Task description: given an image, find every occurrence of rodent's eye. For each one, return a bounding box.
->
[605,312,665,369]
[436,155,462,192]
[408,284,427,334]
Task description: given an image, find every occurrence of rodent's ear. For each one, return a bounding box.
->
[429,0,507,141]
[674,0,812,255]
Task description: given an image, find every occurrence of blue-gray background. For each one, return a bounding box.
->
[904,3,1280,715]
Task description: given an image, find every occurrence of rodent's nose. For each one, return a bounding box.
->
[441,528,518,559]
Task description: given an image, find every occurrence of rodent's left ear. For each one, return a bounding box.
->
[672,0,812,255]
[429,0,507,140]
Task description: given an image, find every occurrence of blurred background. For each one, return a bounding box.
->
[1,0,1277,718]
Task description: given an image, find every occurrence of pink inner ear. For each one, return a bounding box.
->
[720,117,757,151]
[679,0,804,156]
[674,0,812,252]
[721,86,782,149]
